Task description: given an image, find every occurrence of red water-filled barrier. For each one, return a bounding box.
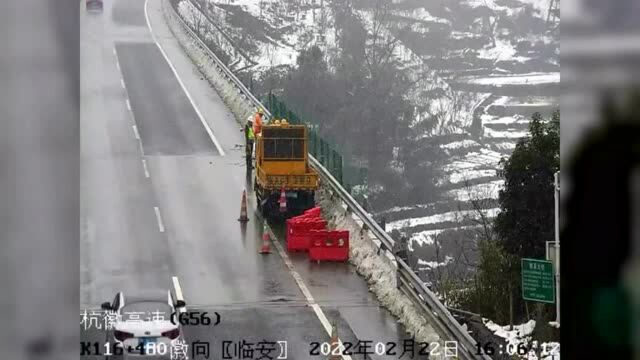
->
[286,218,327,251]
[308,230,349,262]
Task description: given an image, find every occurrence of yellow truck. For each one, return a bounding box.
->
[254,120,319,219]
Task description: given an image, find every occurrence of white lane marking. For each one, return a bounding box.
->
[114,48,145,155]
[138,140,145,155]
[171,276,187,314]
[132,125,140,140]
[154,206,165,233]
[144,0,226,156]
[267,226,353,360]
[141,159,150,178]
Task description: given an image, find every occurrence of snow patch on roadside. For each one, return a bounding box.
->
[316,187,443,349]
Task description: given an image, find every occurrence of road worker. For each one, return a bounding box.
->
[253,108,264,136]
[245,119,255,168]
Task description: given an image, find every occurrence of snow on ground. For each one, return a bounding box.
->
[381,202,438,214]
[520,0,555,17]
[464,0,552,19]
[492,141,518,151]
[448,168,496,184]
[387,208,500,231]
[178,1,254,69]
[450,30,481,40]
[482,114,527,125]
[445,158,486,171]
[444,148,505,173]
[410,225,482,247]
[478,37,531,63]
[447,180,504,201]
[202,0,339,72]
[417,256,454,270]
[485,127,529,139]
[484,319,561,359]
[491,96,511,106]
[440,139,480,150]
[355,8,479,135]
[463,72,560,86]
[484,319,536,347]
[505,97,558,106]
[394,7,452,25]
[409,228,443,246]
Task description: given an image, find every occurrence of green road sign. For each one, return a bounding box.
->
[521,258,555,303]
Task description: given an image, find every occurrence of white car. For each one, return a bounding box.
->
[101,290,187,359]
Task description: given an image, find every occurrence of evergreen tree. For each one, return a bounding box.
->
[493,110,560,323]
[455,111,560,324]
[495,111,560,259]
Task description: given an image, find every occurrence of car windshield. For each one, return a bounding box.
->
[120,301,172,322]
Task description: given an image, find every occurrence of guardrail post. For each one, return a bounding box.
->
[335,152,343,184]
[393,235,409,289]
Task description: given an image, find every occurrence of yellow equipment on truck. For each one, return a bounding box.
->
[254,119,319,219]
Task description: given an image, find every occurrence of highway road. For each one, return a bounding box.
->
[80,0,425,358]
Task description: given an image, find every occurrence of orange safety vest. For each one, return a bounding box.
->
[253,113,263,135]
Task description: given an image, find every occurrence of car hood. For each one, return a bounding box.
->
[114,321,178,337]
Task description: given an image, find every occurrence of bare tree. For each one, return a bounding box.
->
[480,1,498,47]
[362,0,400,78]
[448,177,500,273]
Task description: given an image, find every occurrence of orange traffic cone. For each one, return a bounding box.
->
[279,185,287,213]
[259,223,271,254]
[238,189,249,222]
[329,322,340,360]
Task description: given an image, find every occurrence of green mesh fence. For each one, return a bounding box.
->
[265,92,355,186]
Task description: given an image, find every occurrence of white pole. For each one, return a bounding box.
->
[554,171,560,325]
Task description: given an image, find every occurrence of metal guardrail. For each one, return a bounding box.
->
[167,2,490,359]
[185,0,258,71]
